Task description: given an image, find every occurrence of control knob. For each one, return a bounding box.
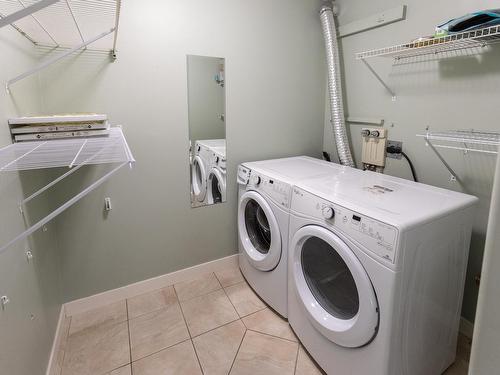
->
[322,206,335,220]
[251,175,261,186]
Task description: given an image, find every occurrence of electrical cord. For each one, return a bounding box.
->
[401,151,418,182]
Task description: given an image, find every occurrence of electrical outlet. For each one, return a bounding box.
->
[387,140,403,159]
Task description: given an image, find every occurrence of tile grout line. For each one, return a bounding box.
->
[125,299,133,375]
[190,317,242,340]
[228,328,248,374]
[293,341,300,375]
[59,315,72,375]
[174,272,223,304]
[188,334,205,375]
[129,338,193,366]
[245,328,299,344]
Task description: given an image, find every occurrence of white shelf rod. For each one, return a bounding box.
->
[0,11,37,44]
[0,0,59,28]
[0,141,47,172]
[17,0,59,46]
[65,0,85,45]
[0,161,128,255]
[6,28,115,91]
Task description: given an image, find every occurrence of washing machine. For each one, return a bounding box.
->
[192,139,225,204]
[237,156,353,318]
[207,145,227,204]
[287,171,478,374]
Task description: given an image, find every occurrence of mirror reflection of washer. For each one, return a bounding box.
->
[192,139,225,204]
[237,156,351,318]
[288,172,478,374]
[207,147,226,204]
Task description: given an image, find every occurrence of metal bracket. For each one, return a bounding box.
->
[425,138,463,185]
[361,59,396,101]
[1,296,10,310]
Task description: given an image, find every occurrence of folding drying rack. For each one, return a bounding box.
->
[0,127,135,254]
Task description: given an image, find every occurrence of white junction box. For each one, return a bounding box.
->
[361,127,387,167]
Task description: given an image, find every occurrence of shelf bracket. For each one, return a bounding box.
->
[0,0,59,29]
[6,28,115,92]
[0,161,129,255]
[361,58,396,101]
[425,138,464,185]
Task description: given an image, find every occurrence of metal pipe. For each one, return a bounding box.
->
[320,2,355,167]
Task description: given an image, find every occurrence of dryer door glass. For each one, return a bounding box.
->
[244,199,271,254]
[301,236,359,320]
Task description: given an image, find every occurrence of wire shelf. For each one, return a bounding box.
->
[418,130,500,154]
[0,126,135,172]
[356,25,500,60]
[417,129,499,186]
[0,0,120,51]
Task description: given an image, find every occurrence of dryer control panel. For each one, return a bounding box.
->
[292,187,398,263]
[239,166,291,208]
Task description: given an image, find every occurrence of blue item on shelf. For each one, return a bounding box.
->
[437,9,500,35]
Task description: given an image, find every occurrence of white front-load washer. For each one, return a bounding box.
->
[192,139,225,204]
[237,156,353,318]
[207,145,227,205]
[287,171,478,374]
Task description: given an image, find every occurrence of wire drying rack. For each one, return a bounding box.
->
[0,127,135,254]
[417,129,500,184]
[0,0,121,91]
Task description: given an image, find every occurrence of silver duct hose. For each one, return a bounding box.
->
[320,3,355,167]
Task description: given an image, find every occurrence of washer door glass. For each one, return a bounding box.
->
[302,236,359,320]
[291,225,379,348]
[238,191,282,271]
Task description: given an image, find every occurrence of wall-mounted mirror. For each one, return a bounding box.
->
[188,55,226,208]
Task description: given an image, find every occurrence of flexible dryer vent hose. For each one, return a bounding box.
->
[320,3,355,168]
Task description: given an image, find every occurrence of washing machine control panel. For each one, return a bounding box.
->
[292,188,398,263]
[250,172,291,208]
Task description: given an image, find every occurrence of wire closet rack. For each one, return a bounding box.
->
[417,129,500,184]
[0,127,135,254]
[355,25,500,99]
[0,0,121,91]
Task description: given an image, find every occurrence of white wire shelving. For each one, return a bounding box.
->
[355,25,500,99]
[0,127,135,254]
[417,129,500,185]
[0,0,121,91]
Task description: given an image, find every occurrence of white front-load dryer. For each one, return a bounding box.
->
[192,139,224,204]
[288,171,478,375]
[237,156,353,318]
[207,146,227,205]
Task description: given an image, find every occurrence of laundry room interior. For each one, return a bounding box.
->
[1,0,500,374]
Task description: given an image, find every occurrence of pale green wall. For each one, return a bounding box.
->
[39,0,326,301]
[0,28,63,375]
[325,0,500,322]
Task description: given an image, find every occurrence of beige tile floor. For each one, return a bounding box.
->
[53,264,471,375]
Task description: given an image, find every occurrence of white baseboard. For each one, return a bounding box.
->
[64,254,238,316]
[460,317,474,339]
[45,305,66,375]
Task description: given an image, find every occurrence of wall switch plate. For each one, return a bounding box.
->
[387,140,403,160]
